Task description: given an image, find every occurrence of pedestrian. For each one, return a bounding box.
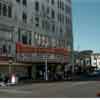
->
[4,75,9,84]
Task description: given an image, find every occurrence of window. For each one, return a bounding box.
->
[2,45,7,54]
[58,0,60,8]
[58,13,62,23]
[29,33,31,45]
[51,9,55,19]
[3,4,7,16]
[46,21,50,31]
[8,45,11,54]
[47,7,50,15]
[16,0,20,3]
[60,0,62,9]
[62,2,64,10]
[58,13,60,22]
[47,0,49,3]
[22,12,27,23]
[8,6,12,18]
[18,28,21,41]
[23,0,27,6]
[51,0,55,5]
[60,27,62,33]
[52,24,55,33]
[35,1,39,12]
[22,35,27,44]
[42,4,45,12]
[35,17,39,27]
[42,20,45,29]
[61,14,64,24]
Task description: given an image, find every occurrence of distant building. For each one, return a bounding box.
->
[91,53,100,69]
[74,50,100,72]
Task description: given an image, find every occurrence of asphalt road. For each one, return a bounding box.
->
[0,81,100,98]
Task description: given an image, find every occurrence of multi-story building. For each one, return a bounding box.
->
[74,51,100,73]
[0,0,73,80]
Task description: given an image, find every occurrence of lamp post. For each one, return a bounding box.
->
[45,57,48,80]
[43,55,48,81]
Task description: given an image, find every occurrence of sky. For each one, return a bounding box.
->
[72,0,100,53]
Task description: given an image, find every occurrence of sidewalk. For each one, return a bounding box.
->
[18,76,81,84]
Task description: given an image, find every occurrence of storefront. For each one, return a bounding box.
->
[16,42,69,80]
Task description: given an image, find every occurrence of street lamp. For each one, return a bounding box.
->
[45,57,48,80]
[43,55,48,81]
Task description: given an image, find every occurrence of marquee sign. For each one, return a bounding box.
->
[16,42,69,56]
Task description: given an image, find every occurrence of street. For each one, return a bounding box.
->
[0,81,100,98]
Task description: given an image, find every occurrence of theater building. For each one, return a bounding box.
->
[0,0,73,80]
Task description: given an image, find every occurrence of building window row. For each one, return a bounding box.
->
[16,0,27,7]
[34,1,72,36]
[34,1,71,25]
[58,0,71,14]
[0,2,12,18]
[35,1,56,19]
[46,0,55,5]
[34,15,56,33]
[58,0,64,11]
[0,44,11,55]
[34,32,49,47]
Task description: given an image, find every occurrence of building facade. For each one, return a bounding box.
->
[91,53,100,69]
[74,51,100,73]
[0,0,73,80]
